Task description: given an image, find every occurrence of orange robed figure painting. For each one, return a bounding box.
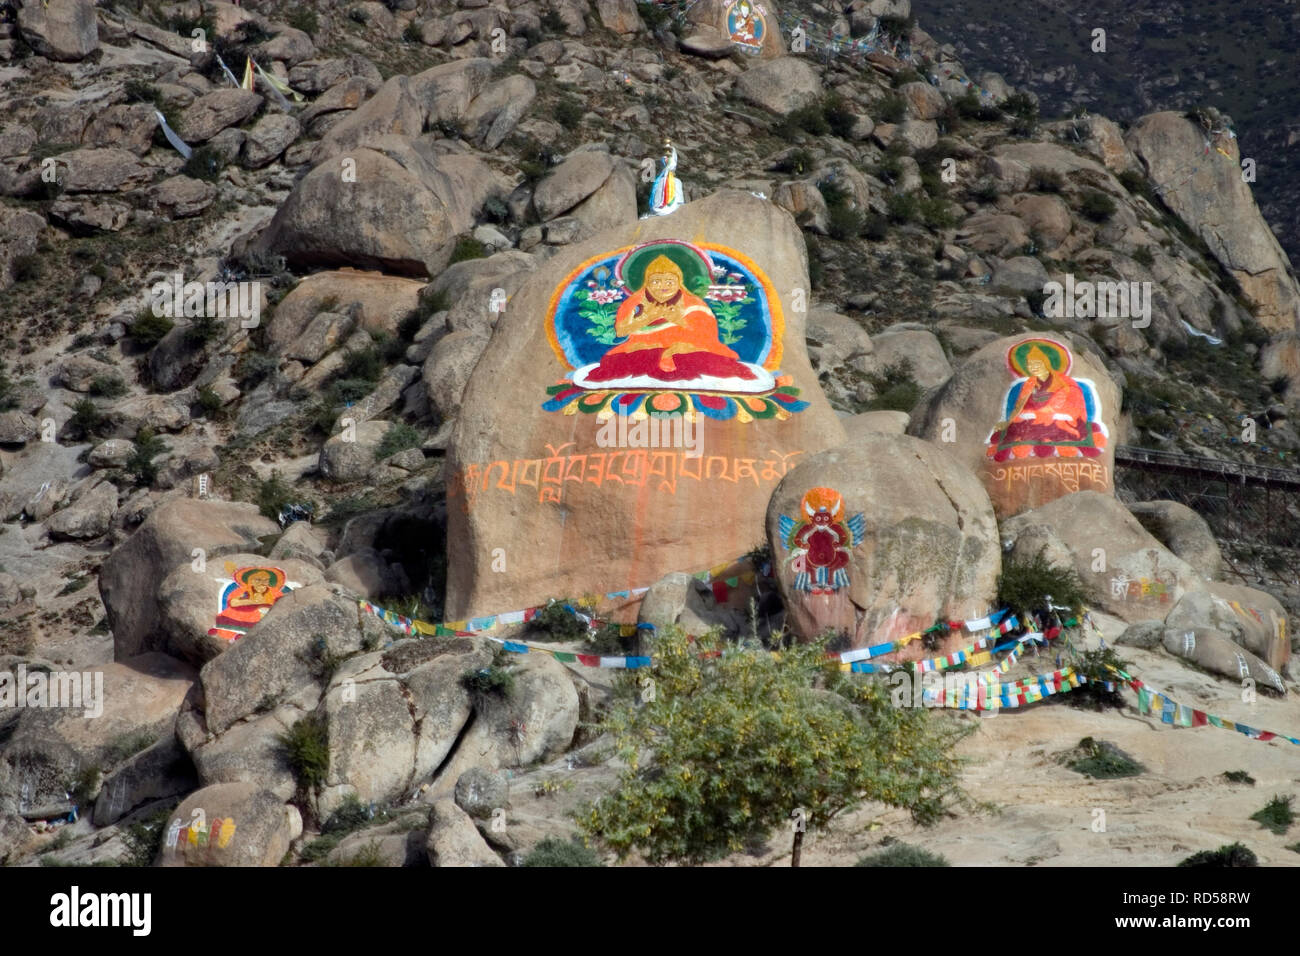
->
[986,338,1108,461]
[208,564,295,641]
[583,253,757,384]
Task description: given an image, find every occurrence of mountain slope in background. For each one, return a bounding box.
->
[916,0,1300,264]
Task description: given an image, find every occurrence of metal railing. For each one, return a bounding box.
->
[1114,444,1300,490]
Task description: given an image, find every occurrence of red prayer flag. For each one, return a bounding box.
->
[1192,710,1208,727]
[576,654,600,667]
[712,580,729,604]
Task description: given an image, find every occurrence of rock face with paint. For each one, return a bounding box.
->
[445,191,845,620]
[765,436,1001,658]
[685,0,786,59]
[908,333,1121,520]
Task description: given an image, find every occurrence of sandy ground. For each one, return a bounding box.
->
[509,613,1300,868]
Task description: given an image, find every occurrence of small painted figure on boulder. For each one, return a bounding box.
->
[778,487,865,594]
[208,563,295,641]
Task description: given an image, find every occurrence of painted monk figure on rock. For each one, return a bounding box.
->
[208,564,293,641]
[583,251,756,384]
[986,338,1108,461]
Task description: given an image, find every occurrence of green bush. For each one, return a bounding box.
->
[828,204,866,241]
[1068,648,1132,711]
[448,237,488,265]
[1131,245,1155,268]
[554,98,584,128]
[255,472,296,522]
[885,192,918,224]
[128,310,175,349]
[528,599,590,642]
[402,20,422,42]
[10,253,43,283]
[779,103,830,138]
[1178,843,1258,867]
[374,422,422,461]
[1027,168,1064,193]
[1079,190,1117,223]
[88,373,128,398]
[181,144,225,183]
[123,79,161,105]
[996,547,1089,619]
[66,398,109,441]
[522,836,603,867]
[862,214,890,241]
[126,428,169,487]
[121,808,172,867]
[999,92,1039,122]
[1250,795,1295,835]
[863,359,922,413]
[823,95,857,139]
[876,93,907,124]
[279,713,330,792]
[196,386,224,418]
[183,314,222,348]
[919,196,956,229]
[236,351,278,387]
[579,627,973,865]
[1223,770,1256,785]
[461,665,515,700]
[855,843,950,866]
[0,361,19,411]
[1066,737,1144,778]
[286,8,318,34]
[339,345,384,383]
[953,91,1001,122]
[969,180,999,204]
[1117,169,1153,199]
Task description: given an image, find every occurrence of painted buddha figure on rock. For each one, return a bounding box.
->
[583,251,758,385]
[986,338,1107,461]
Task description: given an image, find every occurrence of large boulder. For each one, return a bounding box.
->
[425,799,504,867]
[158,783,301,867]
[534,150,634,232]
[319,420,397,482]
[44,480,118,540]
[0,654,196,815]
[1128,500,1221,581]
[461,74,536,150]
[199,584,384,735]
[1126,112,1300,332]
[734,57,821,114]
[408,58,497,129]
[907,333,1120,519]
[177,89,263,143]
[1165,581,1290,671]
[445,190,846,618]
[266,268,424,352]
[315,636,492,816]
[158,554,325,665]
[311,75,424,163]
[1001,491,1206,623]
[16,0,98,61]
[92,736,198,827]
[766,435,1000,657]
[252,137,505,277]
[685,0,785,59]
[1158,626,1285,695]
[100,499,279,660]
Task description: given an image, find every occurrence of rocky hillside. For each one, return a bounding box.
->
[914,0,1300,270]
[1,0,1298,868]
